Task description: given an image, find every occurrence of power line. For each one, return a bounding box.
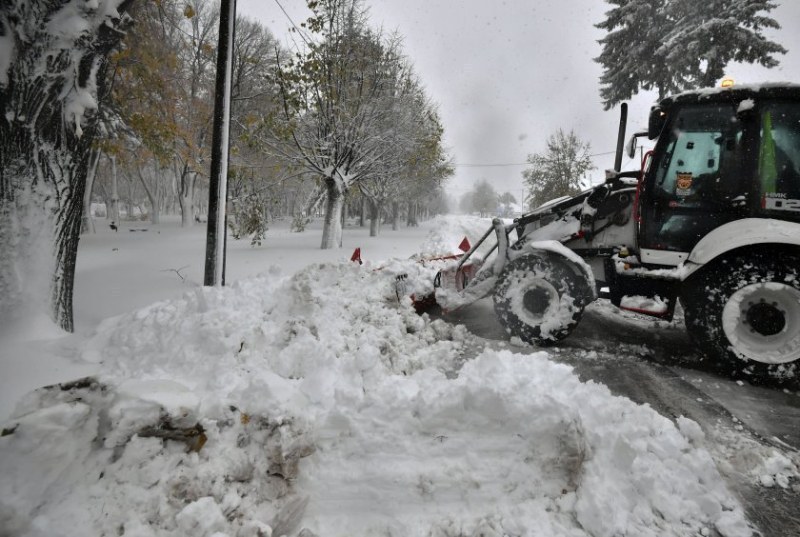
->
[454,162,529,168]
[453,150,618,168]
[273,0,312,47]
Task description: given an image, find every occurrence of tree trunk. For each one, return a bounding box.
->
[0,1,133,332]
[135,163,162,225]
[81,149,101,234]
[391,201,399,231]
[178,168,196,227]
[369,199,382,237]
[179,191,193,226]
[407,201,419,227]
[360,196,367,227]
[109,155,121,225]
[320,177,344,249]
[152,177,163,224]
[289,190,298,217]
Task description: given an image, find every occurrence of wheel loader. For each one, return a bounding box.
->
[431,83,800,372]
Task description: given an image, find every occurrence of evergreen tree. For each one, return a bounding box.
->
[663,0,786,88]
[595,0,679,108]
[595,0,785,109]
[522,129,593,209]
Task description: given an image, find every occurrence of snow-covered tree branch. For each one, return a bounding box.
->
[595,0,786,108]
[0,0,134,331]
[257,0,451,248]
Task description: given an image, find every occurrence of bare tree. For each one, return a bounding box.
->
[265,0,413,248]
[109,0,219,227]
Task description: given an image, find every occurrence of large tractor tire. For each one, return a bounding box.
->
[682,249,800,375]
[493,252,593,345]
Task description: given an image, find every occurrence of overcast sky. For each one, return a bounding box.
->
[238,0,800,201]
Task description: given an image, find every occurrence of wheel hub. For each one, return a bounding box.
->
[523,287,551,317]
[722,282,800,364]
[509,277,560,327]
[744,300,786,337]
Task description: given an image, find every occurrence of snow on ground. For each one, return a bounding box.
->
[1,216,479,420]
[710,421,800,490]
[0,216,757,537]
[415,214,494,257]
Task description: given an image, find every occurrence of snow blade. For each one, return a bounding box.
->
[350,247,363,265]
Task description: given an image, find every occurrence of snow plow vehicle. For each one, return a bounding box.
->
[432,83,800,372]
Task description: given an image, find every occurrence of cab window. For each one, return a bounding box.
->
[653,104,742,202]
[758,102,800,209]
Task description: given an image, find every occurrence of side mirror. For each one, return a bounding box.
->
[626,131,648,159]
[626,135,637,159]
[648,106,667,139]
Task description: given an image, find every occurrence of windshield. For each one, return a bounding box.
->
[641,103,748,252]
[653,104,743,200]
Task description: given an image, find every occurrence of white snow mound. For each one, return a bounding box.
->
[416,214,496,257]
[0,261,752,537]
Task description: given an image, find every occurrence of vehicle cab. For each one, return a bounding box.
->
[637,84,800,267]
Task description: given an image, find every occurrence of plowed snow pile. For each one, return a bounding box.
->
[1,237,753,536]
[415,214,496,257]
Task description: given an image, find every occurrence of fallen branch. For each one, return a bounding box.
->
[138,420,207,453]
[161,265,190,282]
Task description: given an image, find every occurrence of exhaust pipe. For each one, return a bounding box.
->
[614,103,628,172]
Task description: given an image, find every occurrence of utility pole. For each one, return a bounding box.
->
[204,0,237,286]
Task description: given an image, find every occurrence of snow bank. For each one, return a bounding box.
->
[1,262,472,536]
[0,257,753,536]
[711,422,800,492]
[83,263,469,420]
[300,349,752,537]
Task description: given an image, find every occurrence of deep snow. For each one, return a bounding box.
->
[0,215,788,537]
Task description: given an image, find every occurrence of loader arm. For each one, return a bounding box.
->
[434,218,516,311]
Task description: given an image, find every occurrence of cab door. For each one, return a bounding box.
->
[638,103,751,264]
[755,101,800,220]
